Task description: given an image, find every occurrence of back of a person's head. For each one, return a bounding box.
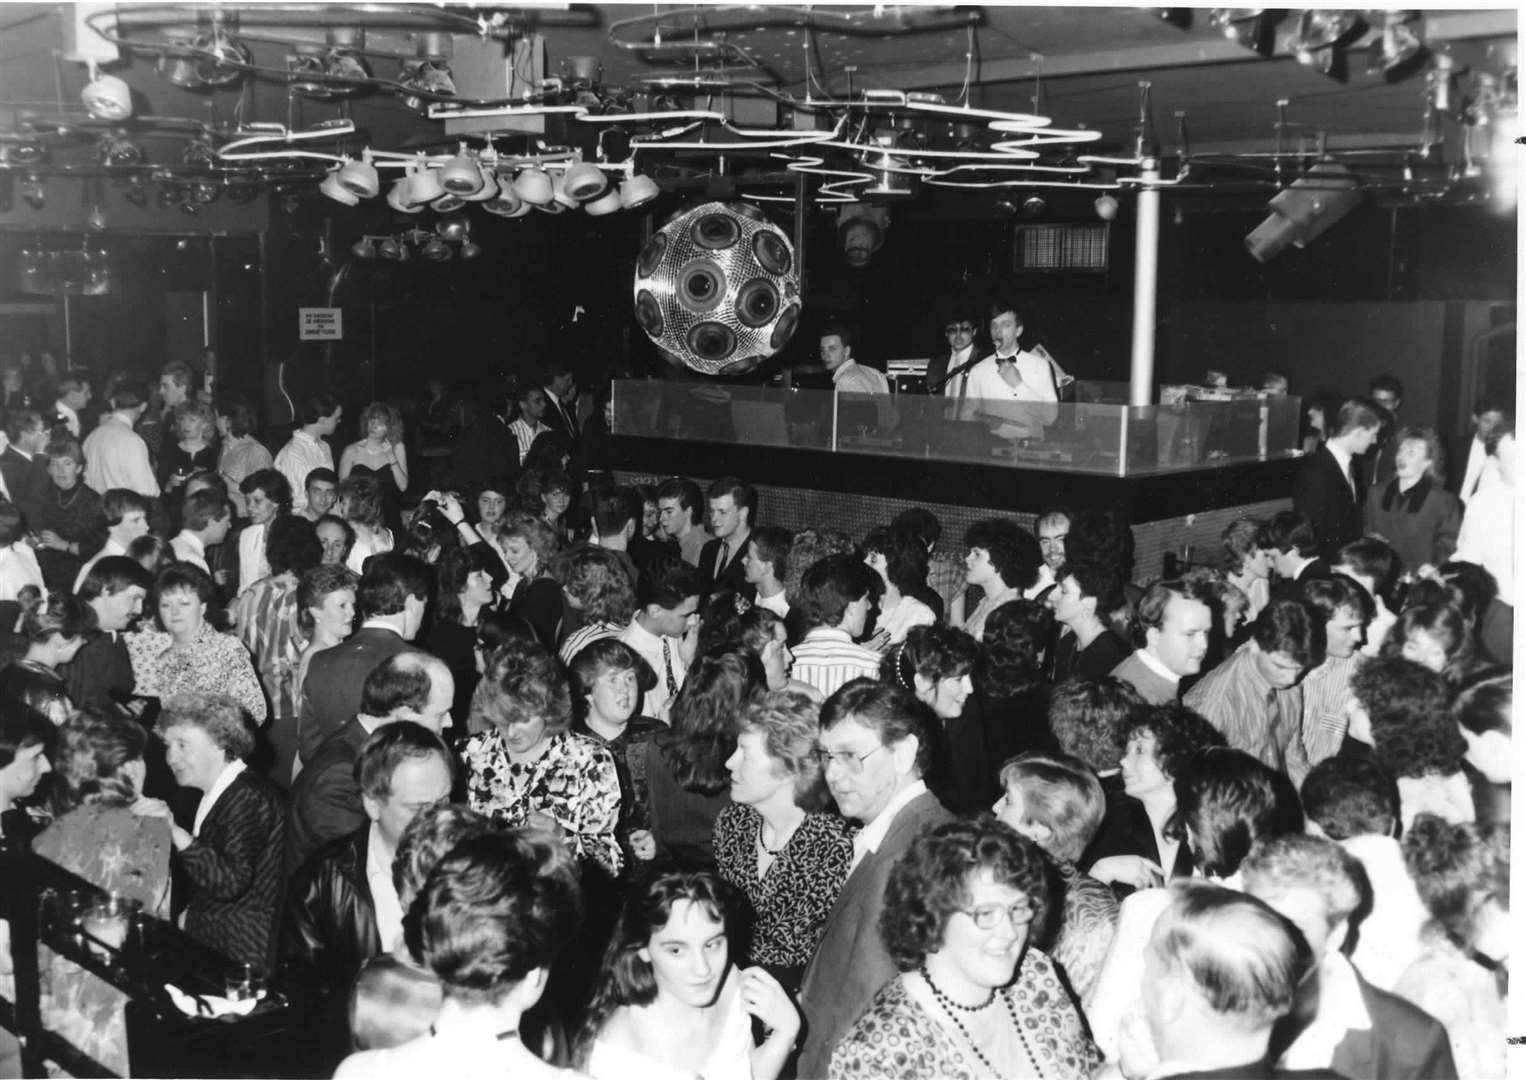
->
[637,561,701,613]
[1250,597,1324,669]
[593,487,640,538]
[359,653,434,720]
[799,553,876,630]
[358,553,432,619]
[1238,833,1364,931]
[1299,756,1398,840]
[77,555,151,603]
[1047,676,1144,773]
[1264,511,1318,557]
[1333,397,1383,437]
[1402,813,1506,945]
[998,751,1106,864]
[299,393,339,425]
[1174,748,1301,879]
[891,506,940,550]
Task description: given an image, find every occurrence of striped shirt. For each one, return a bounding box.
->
[559,619,624,666]
[790,627,881,698]
[1301,653,1362,766]
[1184,642,1310,786]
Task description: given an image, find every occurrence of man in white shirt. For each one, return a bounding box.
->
[275,394,342,513]
[742,526,791,618]
[790,554,882,698]
[797,681,951,1078]
[619,563,701,725]
[169,490,232,574]
[1457,397,1509,504]
[508,384,552,465]
[819,323,895,435]
[1453,425,1514,662]
[82,380,158,497]
[959,300,1064,440]
[53,371,91,438]
[74,489,152,591]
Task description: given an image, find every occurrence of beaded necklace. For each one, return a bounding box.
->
[921,968,1046,1080]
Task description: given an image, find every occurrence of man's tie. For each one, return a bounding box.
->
[661,637,679,697]
[716,541,730,582]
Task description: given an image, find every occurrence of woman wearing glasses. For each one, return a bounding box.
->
[830,817,1099,1080]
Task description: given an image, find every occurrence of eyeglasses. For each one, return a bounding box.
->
[959,900,1034,931]
[814,744,885,774]
[944,323,975,335]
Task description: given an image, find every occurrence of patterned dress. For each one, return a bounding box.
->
[34,804,172,1077]
[233,574,306,777]
[462,728,623,877]
[1048,861,1120,1003]
[125,622,268,723]
[829,951,1100,1080]
[713,804,853,974]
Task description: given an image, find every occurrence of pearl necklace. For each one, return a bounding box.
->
[921,968,1046,1080]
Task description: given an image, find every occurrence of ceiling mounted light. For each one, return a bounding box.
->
[431,193,467,212]
[21,176,44,211]
[1208,9,1275,56]
[482,186,524,217]
[192,21,250,87]
[1370,12,1427,81]
[1021,194,1048,218]
[619,174,660,209]
[1245,159,1361,262]
[462,165,500,203]
[585,188,623,216]
[438,147,483,195]
[8,141,48,167]
[551,172,580,210]
[319,167,361,206]
[459,240,482,260]
[336,153,380,198]
[99,133,143,167]
[513,168,554,206]
[562,161,608,201]
[87,204,108,232]
[377,236,406,261]
[436,214,471,243]
[83,247,112,296]
[158,32,203,89]
[1094,194,1120,221]
[400,58,455,113]
[82,64,133,121]
[351,238,375,259]
[420,235,453,261]
[387,176,422,214]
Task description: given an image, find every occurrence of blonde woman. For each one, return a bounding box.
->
[158,399,219,525]
[340,401,409,533]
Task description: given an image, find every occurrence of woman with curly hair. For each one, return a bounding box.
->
[33,711,171,1075]
[830,817,1099,1080]
[980,599,1057,767]
[645,648,764,871]
[158,399,220,527]
[1349,656,1472,828]
[1380,602,1485,687]
[713,691,851,990]
[861,525,935,648]
[883,623,987,813]
[340,401,409,535]
[462,637,623,878]
[502,515,565,652]
[335,830,582,1079]
[422,543,505,721]
[1394,815,1508,1080]
[336,475,395,575]
[955,519,1043,642]
[557,546,638,665]
[577,871,799,1080]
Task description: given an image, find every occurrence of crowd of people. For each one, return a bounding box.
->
[0,347,1513,1080]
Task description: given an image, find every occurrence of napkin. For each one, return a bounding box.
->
[165,983,260,1019]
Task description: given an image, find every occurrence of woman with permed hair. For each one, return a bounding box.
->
[502,514,565,652]
[577,871,799,1080]
[830,817,1099,1080]
[340,400,409,535]
[556,545,638,665]
[980,599,1057,768]
[461,637,623,878]
[336,474,395,576]
[883,623,987,813]
[861,525,935,648]
[335,830,582,1079]
[422,543,505,721]
[158,399,220,527]
[34,710,171,1075]
[1349,656,1472,828]
[1380,602,1486,687]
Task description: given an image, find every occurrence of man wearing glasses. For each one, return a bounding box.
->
[925,307,981,399]
[796,680,953,1078]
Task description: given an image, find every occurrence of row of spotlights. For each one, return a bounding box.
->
[352,220,481,262]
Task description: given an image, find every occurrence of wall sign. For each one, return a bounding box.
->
[299,307,342,340]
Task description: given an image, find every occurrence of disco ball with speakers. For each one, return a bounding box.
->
[633,201,801,376]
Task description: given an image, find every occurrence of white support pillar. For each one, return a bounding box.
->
[1129,159,1162,408]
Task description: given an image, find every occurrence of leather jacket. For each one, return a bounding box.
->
[280,825,382,990]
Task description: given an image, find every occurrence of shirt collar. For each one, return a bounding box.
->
[174,531,205,557]
[367,823,407,955]
[1327,440,1355,475]
[193,759,246,837]
[1135,647,1182,685]
[627,613,677,645]
[1280,952,1372,1072]
[55,401,76,419]
[830,360,861,385]
[852,779,927,859]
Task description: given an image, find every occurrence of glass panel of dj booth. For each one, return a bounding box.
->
[609,381,1302,475]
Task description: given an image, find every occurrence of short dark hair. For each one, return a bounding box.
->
[45,434,82,465]
[1264,511,1318,558]
[217,395,258,438]
[1368,374,1404,401]
[471,638,572,737]
[1332,397,1384,437]
[241,467,292,510]
[358,553,433,619]
[746,526,792,583]
[1120,702,1229,781]
[4,408,44,444]
[360,653,434,719]
[101,488,150,528]
[892,507,941,550]
[0,701,56,769]
[981,600,1054,699]
[1251,598,1324,669]
[265,514,321,576]
[1172,749,1300,879]
[821,678,932,777]
[181,489,230,534]
[77,555,150,602]
[0,504,27,546]
[1336,537,1400,596]
[109,379,148,410]
[881,818,1049,971]
[593,487,640,538]
[963,518,1041,591]
[155,562,214,606]
[298,393,340,425]
[305,466,338,491]
[637,561,701,612]
[1047,676,1145,773]
[1056,560,1123,615]
[883,624,979,691]
[356,719,451,803]
[1132,579,1213,648]
[296,563,358,634]
[799,553,877,630]
[1351,657,1464,778]
[1453,668,1511,736]
[568,638,650,723]
[706,477,757,526]
[987,296,1023,321]
[655,478,703,525]
[1302,575,1373,625]
[818,322,853,350]
[862,525,928,597]
[1300,756,1399,840]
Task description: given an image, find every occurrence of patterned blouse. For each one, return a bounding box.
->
[830,952,1101,1080]
[713,803,853,971]
[125,622,268,723]
[1049,861,1120,1004]
[462,728,623,877]
[232,573,306,720]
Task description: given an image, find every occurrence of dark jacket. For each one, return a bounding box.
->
[1363,477,1462,574]
[297,627,414,763]
[1083,784,1195,900]
[697,534,753,602]
[450,411,519,493]
[285,718,371,876]
[0,446,48,534]
[1293,444,1366,560]
[281,825,382,989]
[180,768,285,972]
[1328,970,1458,1080]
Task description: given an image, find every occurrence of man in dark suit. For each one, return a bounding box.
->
[1292,397,1382,560]
[285,653,454,874]
[540,360,584,481]
[297,553,432,765]
[1265,511,1333,599]
[922,305,981,398]
[796,680,952,1077]
[450,378,519,494]
[697,476,756,603]
[1140,882,1346,1080]
[280,721,454,1074]
[1365,375,1404,489]
[1245,835,1458,1080]
[1,409,51,531]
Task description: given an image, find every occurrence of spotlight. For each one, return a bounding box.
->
[17,246,47,294]
[1290,10,1365,76]
[1245,159,1361,263]
[482,186,524,217]
[562,161,608,201]
[431,193,466,212]
[1094,194,1120,221]
[399,59,455,113]
[158,32,203,89]
[436,214,470,243]
[319,168,361,206]
[377,236,404,260]
[619,174,660,209]
[22,176,44,211]
[438,147,483,195]
[513,168,554,206]
[87,205,107,232]
[386,176,422,214]
[1022,194,1048,217]
[420,235,452,261]
[407,161,445,206]
[82,68,133,121]
[351,238,375,259]
[585,188,623,216]
[551,172,580,210]
[192,25,250,86]
[461,166,500,203]
[99,134,144,167]
[459,240,482,260]
[335,154,380,198]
